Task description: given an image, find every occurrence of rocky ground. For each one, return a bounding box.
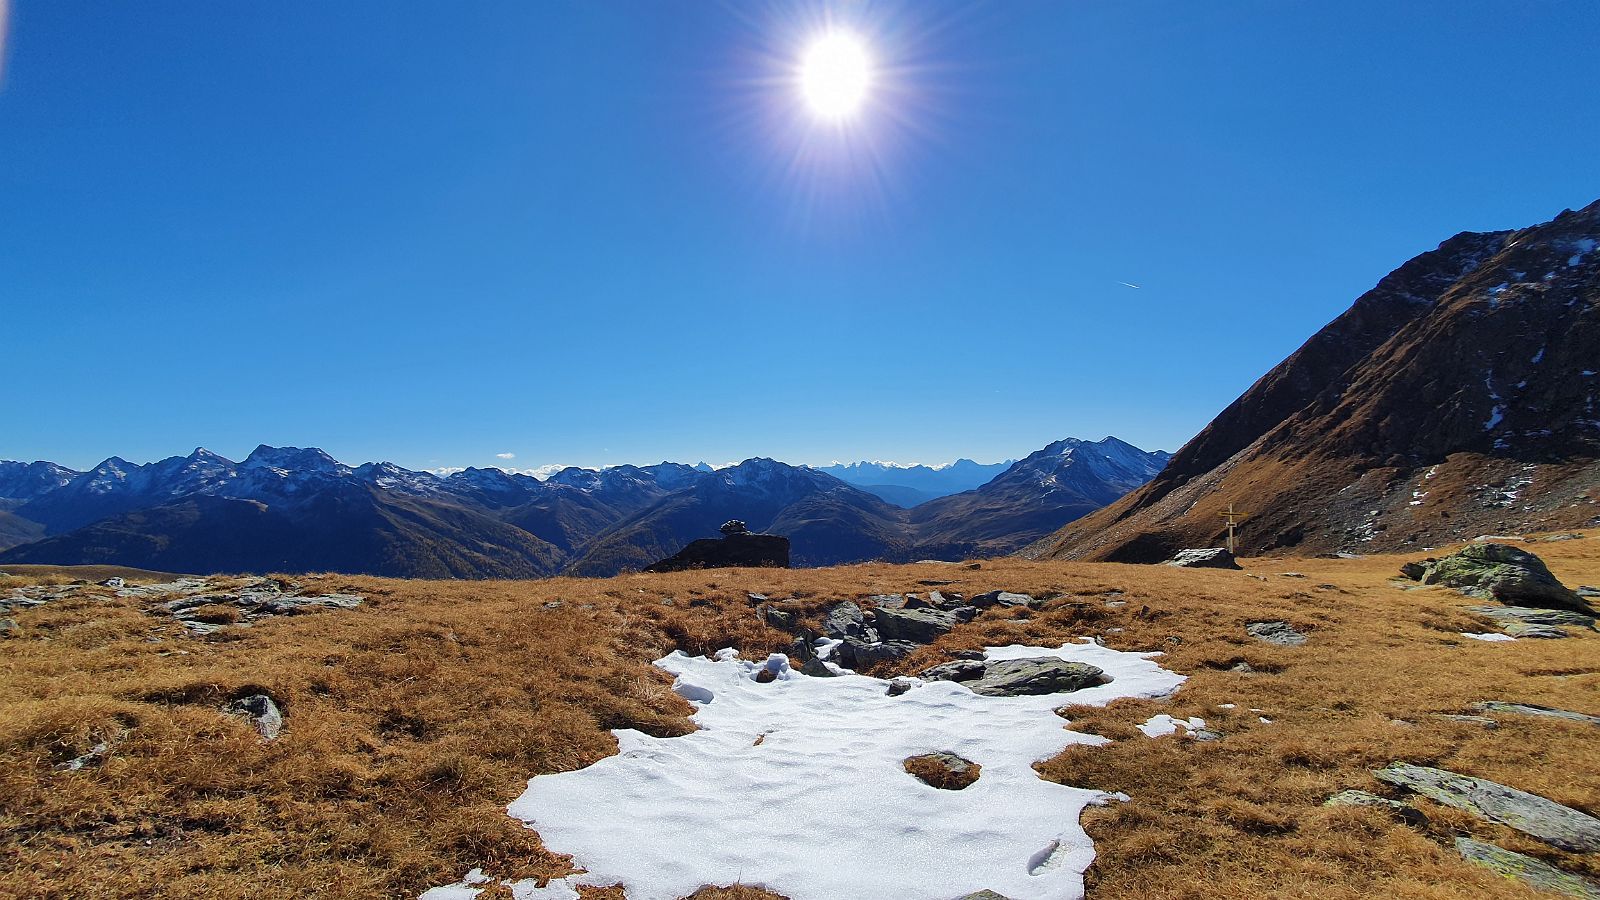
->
[1,535,1597,898]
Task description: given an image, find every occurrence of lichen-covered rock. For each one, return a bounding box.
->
[1374,763,1600,852]
[1470,702,1600,728]
[1454,837,1600,899]
[917,660,987,682]
[1502,621,1568,639]
[1417,543,1590,612]
[833,637,917,669]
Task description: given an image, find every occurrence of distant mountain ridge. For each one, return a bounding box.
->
[817,458,1013,506]
[0,436,1167,577]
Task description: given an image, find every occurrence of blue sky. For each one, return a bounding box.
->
[3,1,1597,473]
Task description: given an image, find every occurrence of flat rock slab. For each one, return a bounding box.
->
[969,591,1040,609]
[1374,763,1600,852]
[1471,702,1600,728]
[873,607,959,644]
[1455,837,1600,899]
[1503,621,1569,639]
[1246,620,1308,646]
[1469,605,1596,628]
[921,656,1109,697]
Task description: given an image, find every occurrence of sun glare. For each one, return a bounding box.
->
[799,30,873,120]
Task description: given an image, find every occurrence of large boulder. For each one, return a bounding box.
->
[873,607,958,644]
[1409,543,1590,613]
[1166,548,1242,569]
[642,532,790,573]
[921,656,1109,697]
[969,590,1040,609]
[1374,763,1600,853]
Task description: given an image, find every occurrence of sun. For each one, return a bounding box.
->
[798,30,873,121]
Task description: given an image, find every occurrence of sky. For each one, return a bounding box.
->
[3,1,1598,474]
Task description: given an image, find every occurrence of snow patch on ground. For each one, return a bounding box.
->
[1461,632,1516,643]
[425,641,1185,900]
[1137,713,1207,738]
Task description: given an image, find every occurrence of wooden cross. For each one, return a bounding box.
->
[1217,502,1250,554]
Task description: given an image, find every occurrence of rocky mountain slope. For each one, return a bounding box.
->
[1029,199,1600,563]
[0,436,1166,578]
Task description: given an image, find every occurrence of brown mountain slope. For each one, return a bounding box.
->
[1029,199,1600,562]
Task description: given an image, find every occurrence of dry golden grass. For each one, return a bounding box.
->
[1,537,1597,899]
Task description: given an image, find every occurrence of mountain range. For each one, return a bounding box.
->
[1029,198,1600,562]
[815,459,1015,507]
[0,437,1168,578]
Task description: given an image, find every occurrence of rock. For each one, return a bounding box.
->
[922,656,1109,697]
[918,579,956,586]
[799,657,839,678]
[867,593,909,609]
[1229,661,1257,674]
[821,602,874,641]
[53,741,110,772]
[885,677,918,697]
[1165,548,1242,569]
[1503,621,1568,639]
[1434,714,1499,729]
[745,592,769,606]
[917,660,987,682]
[224,694,284,741]
[1580,586,1600,599]
[720,519,749,536]
[903,752,981,790]
[98,577,126,588]
[834,637,917,669]
[873,607,959,644]
[953,892,1012,900]
[642,531,790,573]
[1470,702,1600,728]
[1278,572,1306,578]
[1246,620,1308,646]
[1454,837,1600,899]
[969,590,1039,609]
[1399,561,1431,580]
[1374,763,1600,852]
[1468,605,1596,628]
[949,606,979,623]
[1323,789,1429,826]
[950,649,986,661]
[1417,543,1591,613]
[1543,533,1586,542]
[0,617,17,637]
[759,606,797,630]
[925,590,964,610]
[753,668,777,683]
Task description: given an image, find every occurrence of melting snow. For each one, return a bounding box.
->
[1137,713,1207,738]
[1461,632,1516,643]
[424,642,1185,900]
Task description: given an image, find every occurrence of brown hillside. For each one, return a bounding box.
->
[1030,199,1600,563]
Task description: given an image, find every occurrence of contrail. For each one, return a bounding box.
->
[1119,281,1141,289]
